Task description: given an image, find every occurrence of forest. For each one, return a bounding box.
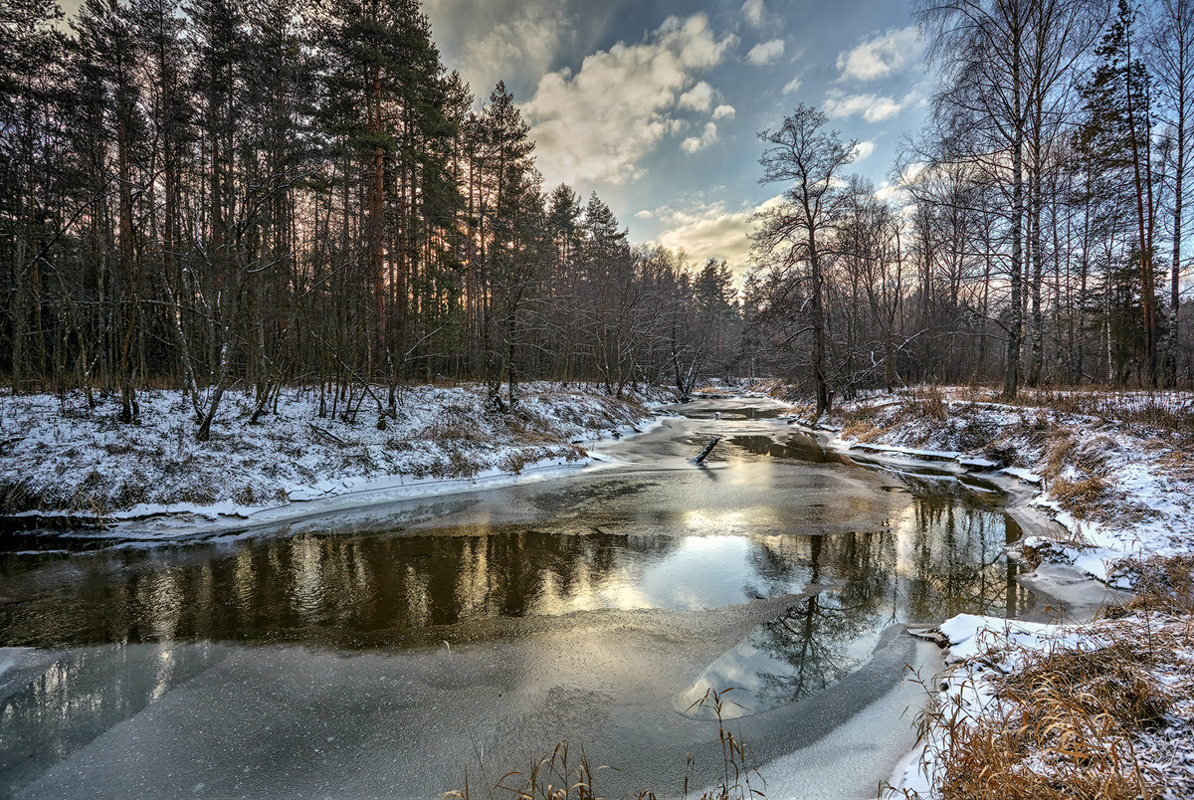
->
[1,0,1192,433]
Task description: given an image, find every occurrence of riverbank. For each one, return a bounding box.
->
[776,385,1194,799]
[0,383,659,528]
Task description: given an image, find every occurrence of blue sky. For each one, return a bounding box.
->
[425,0,932,275]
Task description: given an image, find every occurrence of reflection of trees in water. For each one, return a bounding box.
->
[752,537,879,705]
[742,498,1036,709]
[899,499,1033,622]
[0,530,678,647]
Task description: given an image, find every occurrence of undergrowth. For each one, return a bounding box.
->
[886,558,1194,800]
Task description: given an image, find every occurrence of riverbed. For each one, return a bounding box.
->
[0,398,1048,799]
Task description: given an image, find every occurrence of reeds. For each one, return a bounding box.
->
[444,688,765,800]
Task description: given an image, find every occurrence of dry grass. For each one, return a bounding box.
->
[1048,476,1113,520]
[889,561,1194,800]
[908,385,949,422]
[999,389,1194,434]
[1107,555,1194,617]
[444,689,764,800]
[891,625,1190,800]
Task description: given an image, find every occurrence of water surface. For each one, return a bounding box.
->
[0,398,1040,799]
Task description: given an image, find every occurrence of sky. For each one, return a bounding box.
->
[424,0,933,277]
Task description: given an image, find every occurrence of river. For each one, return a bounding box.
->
[0,397,1044,800]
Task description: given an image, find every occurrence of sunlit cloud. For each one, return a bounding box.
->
[652,196,783,275]
[852,140,876,161]
[679,81,717,112]
[741,0,767,28]
[523,13,738,185]
[424,0,574,96]
[747,39,785,66]
[682,122,720,154]
[823,89,916,122]
[836,26,921,82]
[713,104,736,120]
[782,76,802,95]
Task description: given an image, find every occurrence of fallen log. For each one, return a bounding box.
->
[694,437,721,464]
[309,423,347,446]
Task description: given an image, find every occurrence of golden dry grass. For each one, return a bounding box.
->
[889,562,1194,800]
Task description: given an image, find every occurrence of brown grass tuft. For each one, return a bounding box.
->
[1049,476,1111,519]
[890,620,1191,800]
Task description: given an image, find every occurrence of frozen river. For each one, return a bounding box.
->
[0,398,1043,799]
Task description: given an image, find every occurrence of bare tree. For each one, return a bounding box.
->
[755,104,856,414]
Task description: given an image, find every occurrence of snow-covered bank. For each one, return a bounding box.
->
[782,386,1194,586]
[897,606,1194,800]
[769,386,1194,800]
[0,383,660,526]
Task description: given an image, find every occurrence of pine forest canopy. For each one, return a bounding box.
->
[1,0,1192,437]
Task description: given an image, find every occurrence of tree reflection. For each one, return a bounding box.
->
[731,497,1036,713]
[0,528,681,648]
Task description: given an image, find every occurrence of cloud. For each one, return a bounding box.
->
[782,77,801,95]
[678,81,716,112]
[682,122,719,154]
[712,104,736,120]
[823,89,915,122]
[851,140,876,161]
[874,161,926,209]
[523,14,738,185]
[741,0,767,28]
[747,39,785,66]
[652,196,783,276]
[836,26,921,82]
[424,0,574,96]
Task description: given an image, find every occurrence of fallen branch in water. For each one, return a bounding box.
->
[695,437,721,464]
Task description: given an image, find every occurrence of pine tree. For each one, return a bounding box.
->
[1081,0,1160,384]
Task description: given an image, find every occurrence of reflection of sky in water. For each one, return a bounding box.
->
[677,500,1033,719]
[0,495,1030,651]
[531,535,805,615]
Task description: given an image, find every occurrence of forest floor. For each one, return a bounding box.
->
[0,382,658,526]
[776,384,1194,800]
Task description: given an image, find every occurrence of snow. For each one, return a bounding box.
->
[897,612,1194,799]
[1001,466,1043,484]
[781,386,1194,587]
[777,386,1194,800]
[0,383,657,529]
[850,442,963,461]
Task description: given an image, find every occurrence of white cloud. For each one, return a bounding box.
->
[523,14,738,185]
[678,81,716,112]
[851,140,876,161]
[424,0,574,96]
[682,122,719,154]
[712,104,736,120]
[836,27,921,82]
[823,89,915,122]
[653,196,784,276]
[782,77,801,95]
[635,209,655,220]
[747,39,785,66]
[741,0,767,28]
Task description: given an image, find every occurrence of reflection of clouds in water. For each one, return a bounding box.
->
[403,564,431,629]
[150,646,176,704]
[675,504,1036,720]
[454,536,490,616]
[529,535,781,614]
